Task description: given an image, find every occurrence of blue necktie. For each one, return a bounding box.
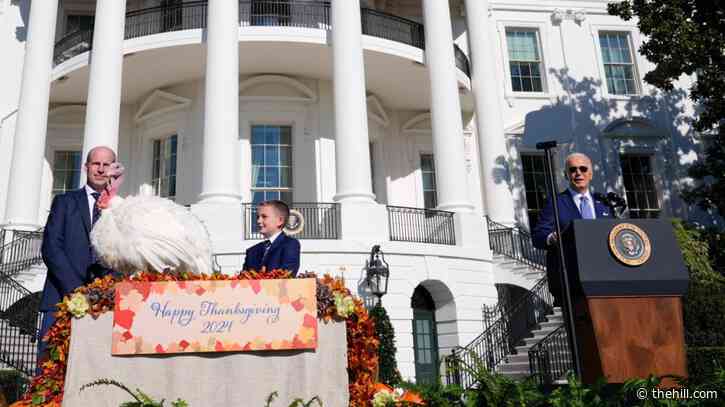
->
[580,196,595,219]
[262,240,272,262]
[91,192,101,227]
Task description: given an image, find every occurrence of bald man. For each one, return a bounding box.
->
[39,146,122,360]
[532,153,613,306]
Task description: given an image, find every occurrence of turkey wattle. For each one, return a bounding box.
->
[91,179,213,276]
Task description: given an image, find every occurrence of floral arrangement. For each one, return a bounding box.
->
[371,383,424,407]
[11,269,379,407]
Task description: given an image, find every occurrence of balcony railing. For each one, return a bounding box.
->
[486,217,546,270]
[387,206,455,245]
[242,202,340,240]
[53,0,472,77]
[528,324,573,386]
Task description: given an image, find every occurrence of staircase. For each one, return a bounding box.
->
[445,218,567,388]
[496,307,564,379]
[0,228,45,377]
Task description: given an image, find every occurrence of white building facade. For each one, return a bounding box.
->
[0,0,706,383]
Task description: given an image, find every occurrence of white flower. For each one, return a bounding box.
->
[372,390,396,407]
[66,292,90,318]
[333,293,355,318]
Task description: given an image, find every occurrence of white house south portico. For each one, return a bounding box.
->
[0,0,706,384]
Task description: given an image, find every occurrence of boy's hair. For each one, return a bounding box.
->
[258,200,290,226]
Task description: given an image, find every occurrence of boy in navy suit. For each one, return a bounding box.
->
[243,200,301,276]
[533,153,612,306]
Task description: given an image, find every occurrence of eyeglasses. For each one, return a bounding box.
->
[568,166,589,174]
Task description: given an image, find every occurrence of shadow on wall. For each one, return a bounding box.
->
[492,67,709,226]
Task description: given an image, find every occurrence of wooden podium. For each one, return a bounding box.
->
[562,219,689,384]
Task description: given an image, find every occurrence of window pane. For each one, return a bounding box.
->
[265,146,278,166]
[265,126,280,145]
[251,125,293,206]
[620,155,660,218]
[251,126,265,144]
[600,32,637,95]
[280,146,292,166]
[252,146,264,165]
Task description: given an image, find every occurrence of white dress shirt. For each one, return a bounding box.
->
[568,187,596,219]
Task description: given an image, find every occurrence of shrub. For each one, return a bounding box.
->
[687,347,725,383]
[369,302,402,385]
[0,369,29,404]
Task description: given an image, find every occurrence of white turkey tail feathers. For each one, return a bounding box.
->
[91,193,213,275]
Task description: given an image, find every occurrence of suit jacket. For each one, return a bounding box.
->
[532,190,612,300]
[40,188,97,311]
[242,233,301,276]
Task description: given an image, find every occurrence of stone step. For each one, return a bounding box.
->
[497,361,531,373]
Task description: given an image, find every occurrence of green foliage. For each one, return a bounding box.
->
[548,373,612,407]
[671,219,716,282]
[80,378,188,407]
[687,347,725,383]
[0,369,29,404]
[370,302,402,385]
[398,381,466,407]
[264,391,323,407]
[465,367,544,407]
[608,1,725,217]
[683,279,725,346]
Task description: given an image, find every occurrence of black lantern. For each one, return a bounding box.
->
[365,245,389,298]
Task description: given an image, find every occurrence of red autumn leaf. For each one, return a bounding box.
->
[195,286,206,296]
[122,331,133,341]
[155,344,165,353]
[290,298,305,311]
[249,280,261,294]
[215,340,224,351]
[179,340,189,349]
[303,313,317,328]
[114,309,135,330]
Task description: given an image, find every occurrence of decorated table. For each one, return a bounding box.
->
[12,270,380,407]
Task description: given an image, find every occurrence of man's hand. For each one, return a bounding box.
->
[547,232,559,246]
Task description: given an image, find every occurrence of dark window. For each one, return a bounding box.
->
[52,151,82,197]
[521,154,549,230]
[420,154,437,209]
[65,14,94,34]
[620,154,660,218]
[152,135,178,200]
[599,32,638,95]
[411,285,439,385]
[506,29,544,93]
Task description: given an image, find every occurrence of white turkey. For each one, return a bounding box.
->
[90,164,213,276]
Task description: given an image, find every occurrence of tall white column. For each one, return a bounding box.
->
[4,0,59,228]
[81,0,127,172]
[422,0,473,213]
[199,0,241,203]
[465,0,516,224]
[331,0,375,204]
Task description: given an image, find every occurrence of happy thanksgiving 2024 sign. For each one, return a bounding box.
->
[111,278,317,355]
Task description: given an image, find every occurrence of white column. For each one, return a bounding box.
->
[422,0,473,213]
[81,0,127,173]
[199,0,241,203]
[464,0,516,224]
[3,0,59,228]
[331,0,375,204]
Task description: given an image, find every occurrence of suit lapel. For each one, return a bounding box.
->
[267,233,285,256]
[76,188,91,234]
[561,190,581,219]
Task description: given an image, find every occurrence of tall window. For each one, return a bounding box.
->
[620,154,660,218]
[152,135,178,200]
[251,125,292,205]
[420,154,437,209]
[52,151,82,197]
[599,32,638,95]
[521,154,549,230]
[506,29,544,93]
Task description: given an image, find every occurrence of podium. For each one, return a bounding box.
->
[562,219,689,384]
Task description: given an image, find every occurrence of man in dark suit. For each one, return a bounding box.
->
[533,153,612,306]
[243,200,301,276]
[39,146,120,358]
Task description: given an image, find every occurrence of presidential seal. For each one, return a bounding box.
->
[608,223,651,266]
[284,208,305,236]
